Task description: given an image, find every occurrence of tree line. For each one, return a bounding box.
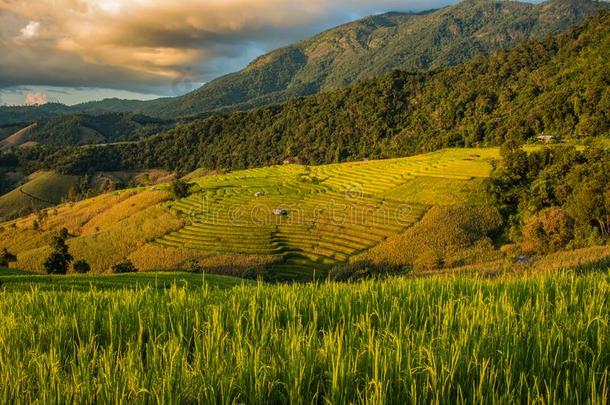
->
[487,143,609,254]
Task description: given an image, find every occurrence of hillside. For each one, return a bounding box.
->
[0,171,81,220]
[0,124,37,149]
[1,148,496,278]
[3,146,609,281]
[0,168,179,221]
[0,0,606,124]
[156,0,608,118]
[0,113,173,149]
[33,12,610,175]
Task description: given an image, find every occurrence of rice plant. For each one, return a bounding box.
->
[0,271,608,403]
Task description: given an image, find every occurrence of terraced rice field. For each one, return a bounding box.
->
[158,149,494,279]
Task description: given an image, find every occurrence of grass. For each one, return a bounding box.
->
[0,171,80,220]
[0,148,497,277]
[0,270,607,403]
[0,270,249,291]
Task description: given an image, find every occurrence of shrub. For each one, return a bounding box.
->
[0,248,17,267]
[112,260,138,274]
[73,260,91,274]
[169,179,192,200]
[185,259,203,274]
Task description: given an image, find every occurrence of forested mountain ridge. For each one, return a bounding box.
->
[20,11,609,175]
[160,0,609,118]
[0,113,172,148]
[0,0,607,124]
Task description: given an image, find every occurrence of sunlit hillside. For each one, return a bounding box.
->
[1,148,497,278]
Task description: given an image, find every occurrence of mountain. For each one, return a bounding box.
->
[27,11,609,175]
[156,0,608,118]
[0,0,607,124]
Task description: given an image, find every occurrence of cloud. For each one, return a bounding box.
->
[0,0,457,96]
[19,20,40,39]
[23,91,48,105]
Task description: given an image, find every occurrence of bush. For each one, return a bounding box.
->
[111,260,138,274]
[73,260,91,274]
[0,248,17,267]
[185,259,203,274]
[169,179,192,200]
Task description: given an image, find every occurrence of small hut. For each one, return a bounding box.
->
[536,135,556,143]
[282,157,301,165]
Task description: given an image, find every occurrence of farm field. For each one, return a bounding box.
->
[1,148,497,278]
[0,270,607,403]
[0,268,248,291]
[153,148,495,278]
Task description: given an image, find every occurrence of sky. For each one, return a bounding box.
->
[0,0,496,106]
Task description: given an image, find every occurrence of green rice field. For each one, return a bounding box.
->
[159,148,495,279]
[0,270,607,403]
[0,269,248,291]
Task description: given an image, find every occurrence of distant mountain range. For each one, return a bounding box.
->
[1,0,608,125]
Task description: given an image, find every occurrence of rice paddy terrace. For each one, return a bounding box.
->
[158,148,496,279]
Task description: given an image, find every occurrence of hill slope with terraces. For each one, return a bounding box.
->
[1,148,494,280]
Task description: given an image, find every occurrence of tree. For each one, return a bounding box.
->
[112,260,138,274]
[44,228,73,275]
[567,180,610,238]
[0,248,17,267]
[169,179,192,200]
[73,260,91,274]
[522,207,574,254]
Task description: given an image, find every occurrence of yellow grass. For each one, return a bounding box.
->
[15,207,184,273]
[80,189,170,235]
[129,244,279,276]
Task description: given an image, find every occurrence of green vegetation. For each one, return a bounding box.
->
[111,259,138,274]
[27,12,610,175]
[169,178,193,200]
[0,271,247,292]
[0,272,608,402]
[488,144,610,254]
[21,112,171,146]
[72,259,91,274]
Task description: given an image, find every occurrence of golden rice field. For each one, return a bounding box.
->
[0,148,496,277]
